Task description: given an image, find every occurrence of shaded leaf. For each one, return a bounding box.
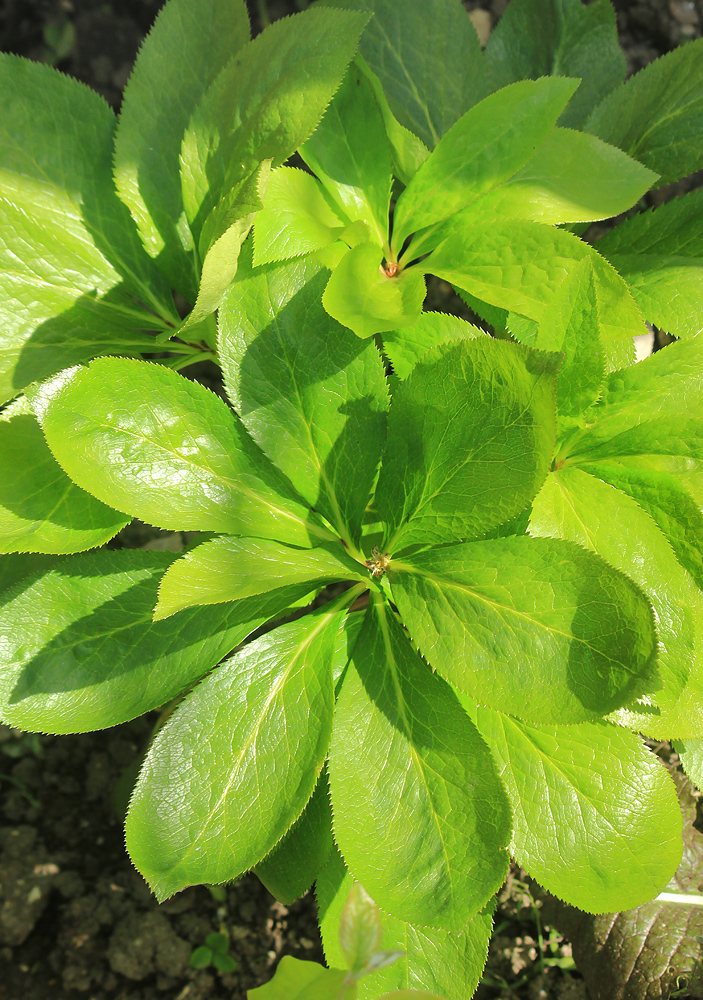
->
[383,312,485,381]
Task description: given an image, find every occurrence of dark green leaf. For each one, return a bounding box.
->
[189,946,212,969]
[0,397,128,554]
[219,251,389,547]
[374,339,558,551]
[0,553,62,597]
[328,596,510,931]
[0,548,311,733]
[586,37,703,185]
[114,0,250,300]
[390,535,657,724]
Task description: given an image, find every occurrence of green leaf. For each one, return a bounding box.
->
[322,243,426,338]
[126,601,348,900]
[316,848,493,1000]
[596,188,703,338]
[189,946,212,969]
[213,953,238,973]
[0,55,178,404]
[473,127,656,225]
[383,312,485,381]
[328,595,510,931]
[29,357,330,548]
[0,397,128,554]
[391,77,578,252]
[474,706,683,911]
[154,535,364,620]
[320,0,486,150]
[390,535,657,725]
[113,0,250,300]
[254,768,334,905]
[0,553,62,597]
[180,7,368,254]
[585,38,703,185]
[301,63,392,249]
[0,548,311,733]
[339,883,383,973]
[248,956,347,1000]
[375,339,558,552]
[425,217,648,343]
[253,168,347,267]
[218,251,389,547]
[484,0,625,129]
[676,739,703,791]
[530,467,703,739]
[534,258,605,422]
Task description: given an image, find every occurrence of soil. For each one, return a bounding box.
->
[0,2,702,999]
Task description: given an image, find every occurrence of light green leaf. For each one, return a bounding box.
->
[126,602,348,900]
[114,0,250,300]
[319,0,486,149]
[474,707,683,912]
[328,596,510,931]
[339,883,383,973]
[375,338,558,552]
[676,739,703,791]
[248,956,347,1000]
[596,188,703,338]
[425,217,648,343]
[154,535,365,620]
[301,63,392,249]
[180,7,368,253]
[322,243,426,338]
[484,0,625,129]
[218,251,389,547]
[253,167,347,267]
[383,312,485,381]
[473,127,656,225]
[392,77,578,251]
[316,848,493,1000]
[0,549,311,733]
[390,535,657,725]
[254,768,334,905]
[530,467,703,738]
[0,553,62,596]
[585,37,703,185]
[0,55,178,404]
[0,397,128,554]
[29,357,330,548]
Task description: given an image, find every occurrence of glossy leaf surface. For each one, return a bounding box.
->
[0,398,128,554]
[219,252,389,546]
[391,536,657,724]
[375,339,558,551]
[474,707,683,912]
[29,357,327,547]
[127,606,345,900]
[329,597,510,931]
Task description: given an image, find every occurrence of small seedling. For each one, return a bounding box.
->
[189,932,238,974]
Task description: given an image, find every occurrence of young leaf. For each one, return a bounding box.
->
[248,956,347,1000]
[391,77,579,252]
[328,595,510,932]
[531,467,703,739]
[596,188,703,339]
[113,0,251,301]
[316,848,494,1000]
[585,37,703,185]
[320,0,486,149]
[390,536,657,725]
[375,339,558,552]
[154,535,365,620]
[383,312,485,381]
[180,7,368,253]
[300,63,392,250]
[253,168,347,267]
[254,769,334,905]
[0,549,311,733]
[322,243,426,338]
[474,707,683,912]
[339,883,383,973]
[484,0,625,129]
[0,397,128,554]
[126,603,348,900]
[676,739,703,791]
[218,251,389,547]
[0,55,177,404]
[29,357,331,548]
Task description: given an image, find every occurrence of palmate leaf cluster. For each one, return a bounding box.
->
[1,0,703,997]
